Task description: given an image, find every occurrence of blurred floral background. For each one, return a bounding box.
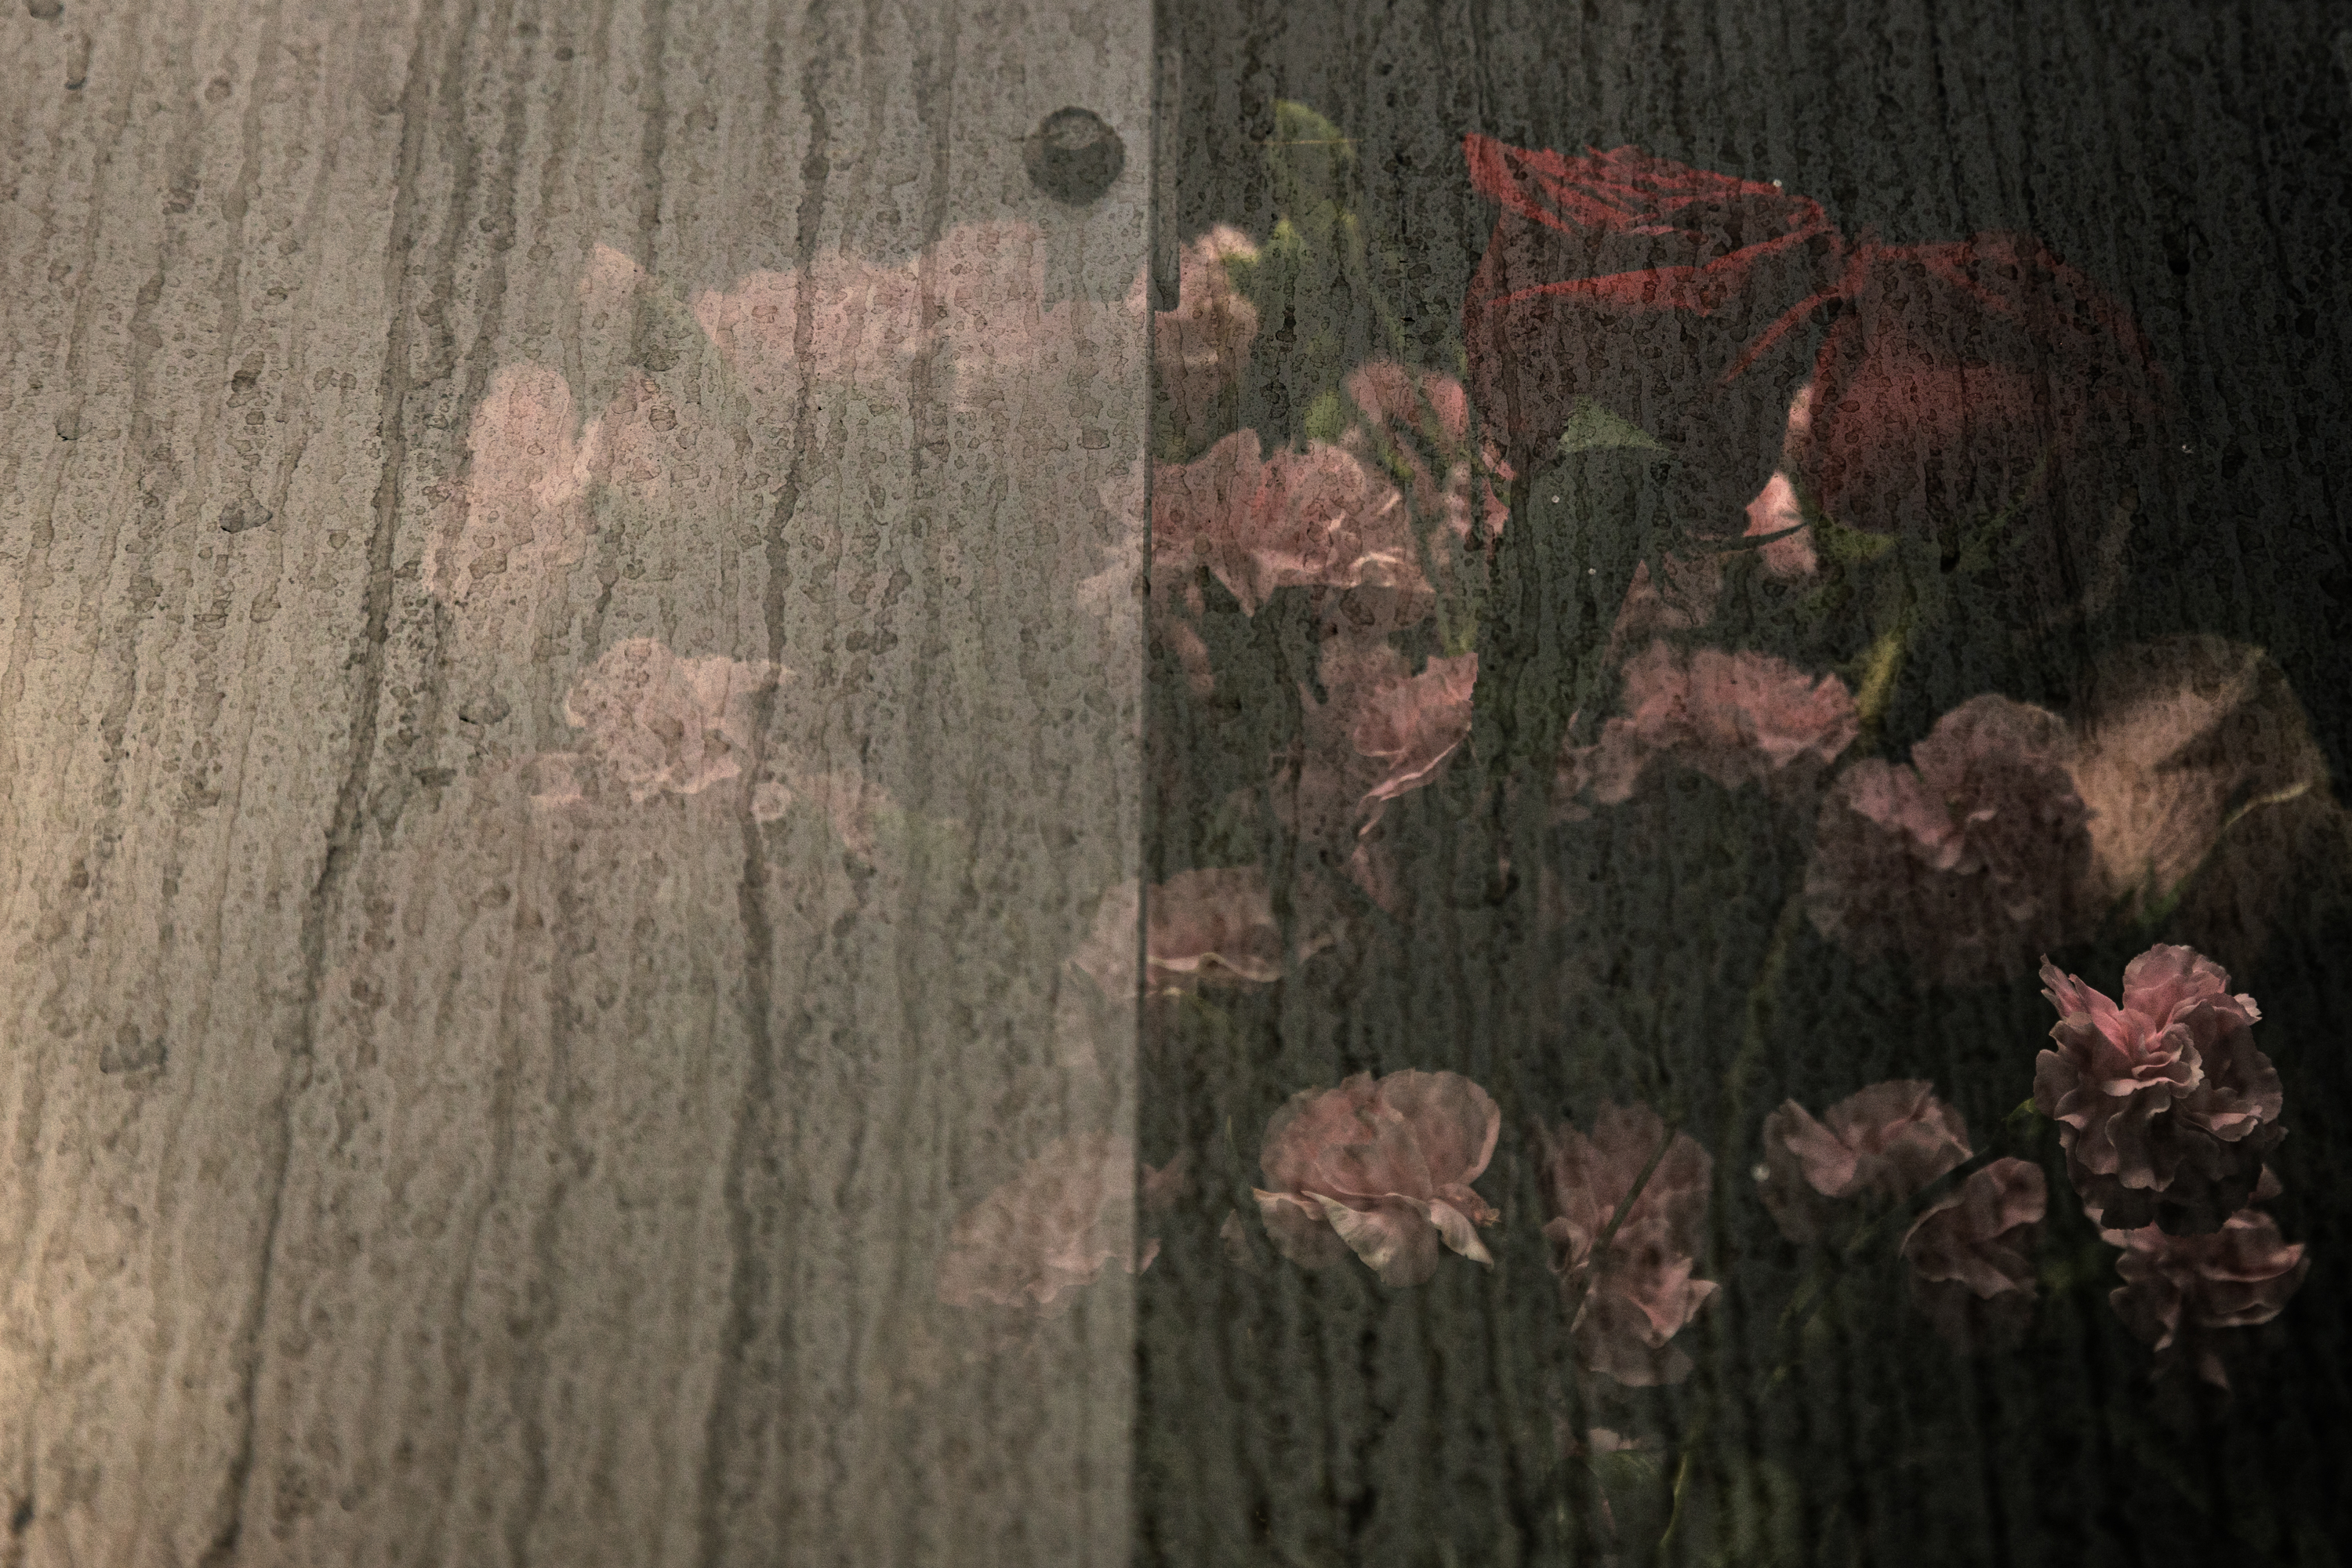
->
[398,3,2350,1560]
[1103,2,2352,1565]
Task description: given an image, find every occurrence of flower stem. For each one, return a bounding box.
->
[1650,1439,1697,1568]
[1852,622,1908,742]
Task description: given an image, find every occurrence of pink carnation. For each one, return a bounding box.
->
[935,1132,1158,1315]
[1339,361,1512,552]
[1153,430,1425,619]
[1535,1103,1718,1385]
[1756,1080,1973,1243]
[1805,695,2095,985]
[1901,1158,2046,1351]
[1275,645,1479,891]
[1254,1070,1501,1287]
[2036,946,2285,1232]
[1558,641,1857,813]
[2102,1205,2308,1389]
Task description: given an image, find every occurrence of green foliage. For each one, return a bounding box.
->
[1301,387,1352,444]
[1265,100,1358,240]
[1556,396,1671,457]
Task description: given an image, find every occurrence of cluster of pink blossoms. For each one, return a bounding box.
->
[2037,946,2306,1388]
[1758,1080,2046,1351]
[938,944,2308,1392]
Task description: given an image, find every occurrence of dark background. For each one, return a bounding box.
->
[1141,3,2352,1563]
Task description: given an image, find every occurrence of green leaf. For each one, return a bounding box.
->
[1265,100,1357,223]
[1302,388,1351,444]
[1555,396,1669,456]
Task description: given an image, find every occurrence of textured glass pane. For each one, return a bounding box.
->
[0,3,1145,1562]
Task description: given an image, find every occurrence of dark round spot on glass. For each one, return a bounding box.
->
[1024,107,1124,205]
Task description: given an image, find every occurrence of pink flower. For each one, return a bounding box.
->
[2102,1205,2308,1388]
[1607,553,1725,654]
[1338,361,1513,551]
[1557,641,1857,814]
[1274,647,1479,906]
[1756,1080,1974,1244]
[692,221,1139,418]
[2036,946,2285,1232]
[1740,470,1820,582]
[561,638,781,803]
[1349,652,1481,813]
[1153,430,1426,618]
[1805,695,2095,985]
[423,364,597,609]
[1254,1070,1502,1287]
[1901,1158,2046,1351]
[936,1132,1157,1315]
[1535,1103,1718,1385]
[1154,226,1261,450]
[1069,866,1319,1001]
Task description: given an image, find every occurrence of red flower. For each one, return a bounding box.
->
[1461,136,1842,528]
[1789,235,2166,615]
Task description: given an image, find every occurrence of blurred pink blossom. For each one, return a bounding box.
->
[1254,1069,1501,1287]
[1339,361,1513,550]
[1276,646,1479,903]
[1557,641,1857,815]
[1608,553,1725,655]
[1154,226,1261,449]
[1901,1157,2046,1351]
[561,638,781,804]
[692,221,1140,417]
[1740,470,1820,581]
[1351,652,1481,813]
[1069,866,1320,1002]
[1535,1103,1718,1386]
[2037,945,2285,1233]
[2102,1203,2308,1389]
[1805,695,2095,985]
[935,1132,1157,1316]
[1756,1080,1973,1244]
[423,364,597,608]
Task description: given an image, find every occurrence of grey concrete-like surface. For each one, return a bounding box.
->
[2,2,1145,1562]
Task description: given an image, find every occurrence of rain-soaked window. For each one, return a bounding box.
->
[0,2,2343,1563]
